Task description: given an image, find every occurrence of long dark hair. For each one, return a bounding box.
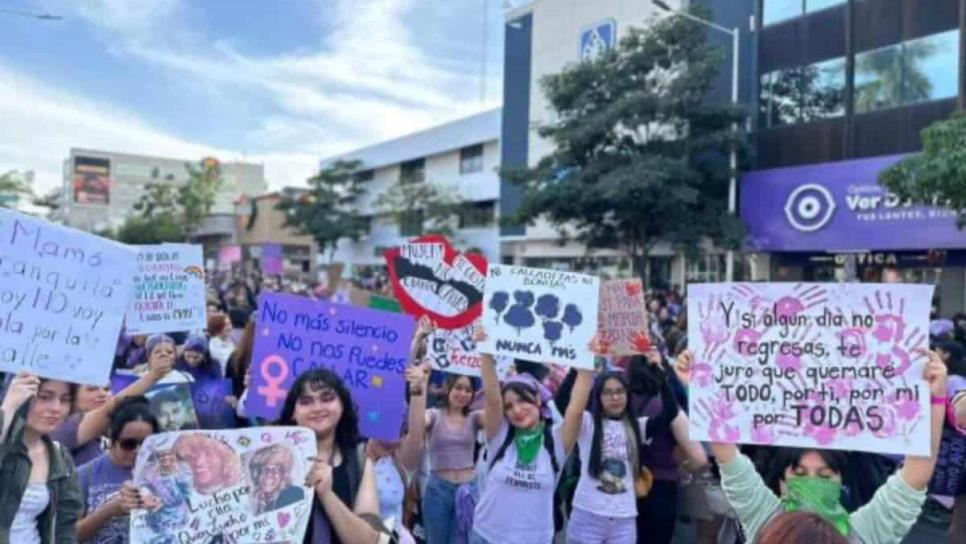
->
[439,374,478,416]
[278,368,360,452]
[764,448,848,494]
[588,371,643,480]
[488,380,559,473]
[627,354,665,396]
[109,396,158,440]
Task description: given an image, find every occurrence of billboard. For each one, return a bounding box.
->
[72,156,111,205]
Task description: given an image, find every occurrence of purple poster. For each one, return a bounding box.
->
[248,292,416,440]
[112,375,236,430]
[740,154,966,252]
[261,243,284,275]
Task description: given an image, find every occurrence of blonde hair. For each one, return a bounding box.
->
[172,433,241,494]
[249,444,295,488]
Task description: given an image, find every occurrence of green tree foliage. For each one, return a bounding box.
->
[276,160,370,259]
[505,7,749,275]
[116,158,223,244]
[879,111,966,227]
[374,182,463,238]
[0,171,33,208]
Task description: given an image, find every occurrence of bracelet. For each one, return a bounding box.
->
[930,395,948,406]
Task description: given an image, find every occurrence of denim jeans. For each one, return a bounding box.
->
[423,474,459,544]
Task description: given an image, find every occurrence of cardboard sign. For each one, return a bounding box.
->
[0,209,135,385]
[131,427,316,544]
[384,235,487,330]
[687,282,934,456]
[125,244,206,335]
[478,265,600,369]
[427,326,512,378]
[248,292,416,440]
[598,279,650,355]
[261,244,284,275]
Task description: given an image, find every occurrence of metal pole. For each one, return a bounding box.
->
[726,28,739,282]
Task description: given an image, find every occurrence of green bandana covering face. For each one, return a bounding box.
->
[780,475,851,537]
[514,423,545,465]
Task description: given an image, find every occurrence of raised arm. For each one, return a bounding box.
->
[397,363,431,471]
[562,369,594,455]
[899,350,948,490]
[474,322,504,441]
[670,411,708,471]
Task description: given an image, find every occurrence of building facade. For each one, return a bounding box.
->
[323,109,502,272]
[738,0,966,314]
[56,148,267,240]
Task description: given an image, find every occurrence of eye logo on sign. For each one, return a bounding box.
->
[580,19,616,61]
[783,183,836,232]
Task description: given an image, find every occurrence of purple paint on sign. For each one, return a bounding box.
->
[248,292,416,440]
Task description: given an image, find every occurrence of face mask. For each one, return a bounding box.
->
[780,475,850,537]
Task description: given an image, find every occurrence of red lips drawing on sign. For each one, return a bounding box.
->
[384,235,488,330]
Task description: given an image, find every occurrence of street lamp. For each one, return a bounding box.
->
[652,0,740,282]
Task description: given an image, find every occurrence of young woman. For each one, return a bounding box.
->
[52,338,174,466]
[277,368,381,544]
[470,323,596,544]
[207,313,236,376]
[566,366,706,544]
[757,511,848,544]
[701,349,949,544]
[365,438,416,544]
[175,334,223,380]
[397,319,484,544]
[0,373,83,543]
[75,397,158,543]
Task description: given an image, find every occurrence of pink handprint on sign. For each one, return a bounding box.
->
[733,324,767,358]
[775,326,818,372]
[774,284,829,320]
[730,284,771,312]
[698,394,740,442]
[698,296,731,345]
[837,328,868,359]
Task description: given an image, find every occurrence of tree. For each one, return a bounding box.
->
[0,170,33,208]
[276,160,370,260]
[373,181,464,239]
[878,111,966,227]
[504,7,748,278]
[116,158,223,244]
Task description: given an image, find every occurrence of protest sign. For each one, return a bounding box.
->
[192,379,237,430]
[131,427,316,544]
[929,425,966,496]
[125,244,206,335]
[478,265,600,369]
[598,279,650,355]
[428,326,512,378]
[369,294,402,313]
[687,282,934,456]
[113,373,235,430]
[218,245,241,271]
[261,243,283,275]
[248,292,416,440]
[385,235,487,329]
[0,209,134,385]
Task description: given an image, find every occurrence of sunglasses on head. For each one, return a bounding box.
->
[117,438,145,451]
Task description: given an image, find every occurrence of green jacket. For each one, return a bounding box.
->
[0,408,82,544]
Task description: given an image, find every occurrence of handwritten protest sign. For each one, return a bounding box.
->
[687,282,934,456]
[248,292,416,440]
[385,235,487,329]
[478,265,600,369]
[598,279,650,355]
[131,427,316,544]
[0,209,134,385]
[428,326,512,378]
[261,243,283,275]
[125,244,206,335]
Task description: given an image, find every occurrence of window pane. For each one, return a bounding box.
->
[400,159,425,184]
[759,70,800,127]
[459,145,484,174]
[800,57,846,121]
[854,44,902,113]
[763,0,802,26]
[805,0,845,14]
[902,30,960,105]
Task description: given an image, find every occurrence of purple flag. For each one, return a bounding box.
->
[248,292,416,440]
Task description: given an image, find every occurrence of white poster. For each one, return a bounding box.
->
[687,282,934,456]
[478,265,600,369]
[131,427,316,544]
[126,244,207,334]
[428,326,513,378]
[0,209,135,385]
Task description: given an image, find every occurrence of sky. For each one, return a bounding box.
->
[0,0,506,194]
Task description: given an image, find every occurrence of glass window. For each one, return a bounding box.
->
[800,57,846,121]
[354,169,374,183]
[902,29,960,105]
[686,255,726,283]
[854,43,902,113]
[458,201,494,228]
[400,159,425,184]
[805,0,845,14]
[459,145,484,174]
[760,70,796,128]
[762,0,802,26]
[399,211,423,236]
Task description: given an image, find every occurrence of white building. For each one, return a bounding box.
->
[324,108,502,270]
[499,0,731,287]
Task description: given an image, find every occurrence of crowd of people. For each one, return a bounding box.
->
[0,267,964,544]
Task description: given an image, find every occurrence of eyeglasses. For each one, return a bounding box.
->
[257,464,287,477]
[118,438,145,451]
[601,388,627,399]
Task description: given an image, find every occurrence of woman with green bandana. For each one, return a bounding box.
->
[705,349,949,544]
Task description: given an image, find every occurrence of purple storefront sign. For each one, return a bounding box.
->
[741,154,966,252]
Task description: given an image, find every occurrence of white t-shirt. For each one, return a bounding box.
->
[572,412,649,518]
[473,421,565,544]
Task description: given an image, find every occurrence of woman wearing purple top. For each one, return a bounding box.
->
[396,318,484,544]
[51,335,174,467]
[75,397,158,544]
